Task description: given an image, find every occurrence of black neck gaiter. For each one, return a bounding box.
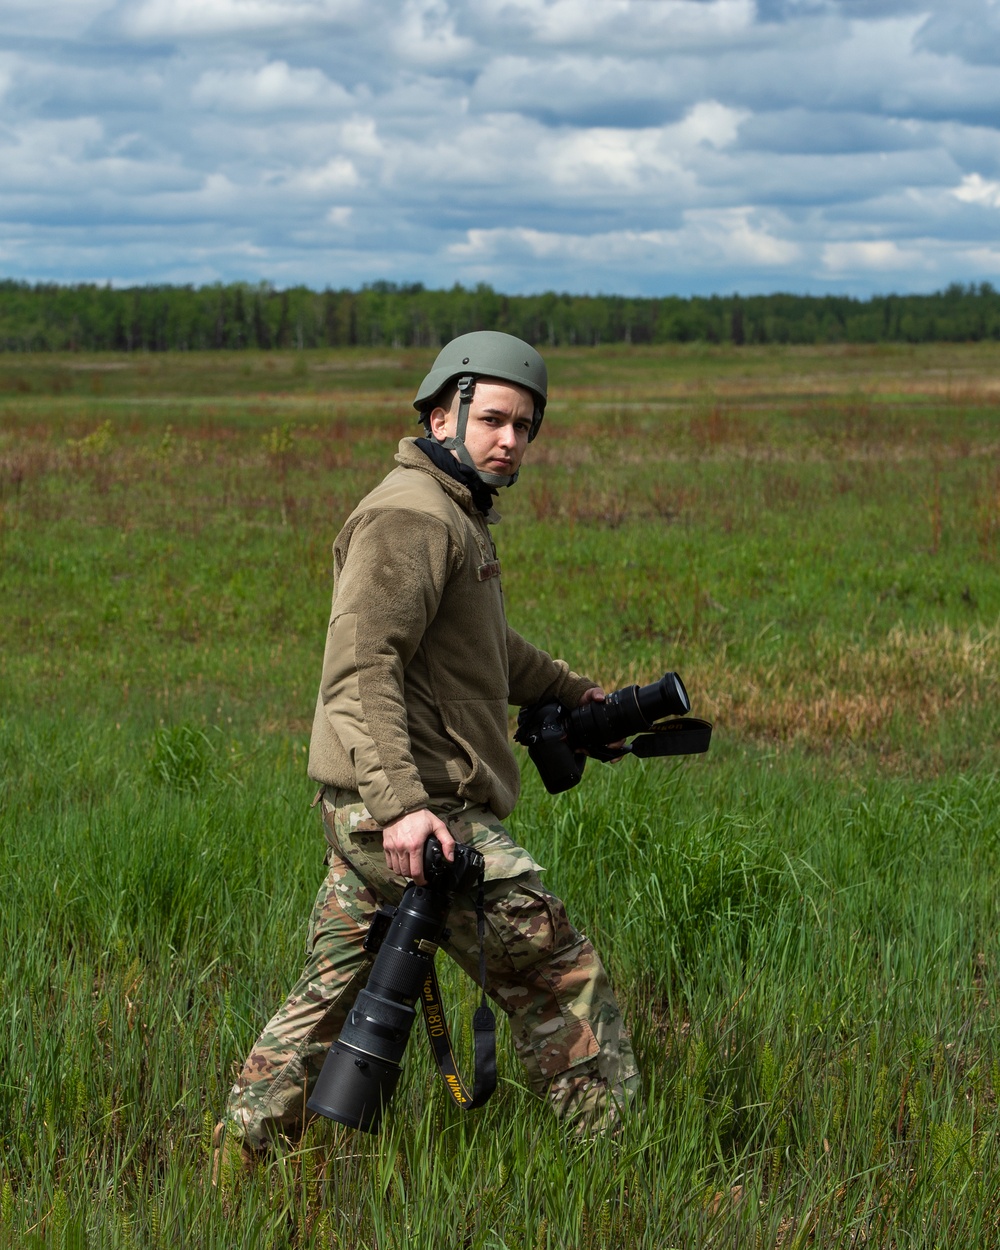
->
[415,438,498,515]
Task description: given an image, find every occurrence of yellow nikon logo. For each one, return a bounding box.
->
[445,1074,467,1103]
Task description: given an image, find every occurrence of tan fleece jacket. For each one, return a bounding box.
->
[307,438,595,826]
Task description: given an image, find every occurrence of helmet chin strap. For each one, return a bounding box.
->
[432,375,518,489]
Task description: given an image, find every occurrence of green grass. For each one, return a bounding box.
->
[1,343,999,1246]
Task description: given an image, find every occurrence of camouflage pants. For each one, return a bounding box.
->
[223,789,639,1148]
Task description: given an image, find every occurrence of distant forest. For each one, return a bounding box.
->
[3,278,1000,352]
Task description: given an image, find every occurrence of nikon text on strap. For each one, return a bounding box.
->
[419,877,497,1109]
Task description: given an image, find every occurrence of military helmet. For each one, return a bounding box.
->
[412,331,548,489]
[413,331,547,440]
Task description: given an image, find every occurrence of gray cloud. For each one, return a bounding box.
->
[1,0,998,296]
[756,0,927,20]
[916,0,1000,66]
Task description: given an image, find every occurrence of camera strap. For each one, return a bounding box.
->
[419,878,497,1110]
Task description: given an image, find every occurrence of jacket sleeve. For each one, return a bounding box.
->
[506,625,596,711]
[319,508,459,826]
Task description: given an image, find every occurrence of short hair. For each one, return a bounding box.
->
[418,380,459,432]
[431,380,459,414]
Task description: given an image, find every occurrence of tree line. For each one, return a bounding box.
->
[3,278,1000,352]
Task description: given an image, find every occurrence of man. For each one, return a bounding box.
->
[217,331,639,1166]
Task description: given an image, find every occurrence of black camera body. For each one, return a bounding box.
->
[515,671,711,794]
[306,837,484,1135]
[422,836,483,896]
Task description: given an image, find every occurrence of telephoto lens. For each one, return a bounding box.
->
[565,671,690,747]
[306,838,483,1134]
[515,671,707,794]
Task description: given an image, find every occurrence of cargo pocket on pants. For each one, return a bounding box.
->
[487,877,571,971]
[487,875,600,1079]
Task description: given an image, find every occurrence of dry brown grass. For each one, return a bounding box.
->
[697,624,999,752]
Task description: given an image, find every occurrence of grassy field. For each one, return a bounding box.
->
[1,342,999,1247]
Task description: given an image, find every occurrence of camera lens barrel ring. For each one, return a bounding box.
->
[367,945,432,998]
[346,992,415,1033]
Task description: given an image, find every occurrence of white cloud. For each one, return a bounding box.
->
[339,118,382,156]
[957,245,1000,271]
[953,172,1000,206]
[822,240,923,270]
[117,0,362,38]
[448,210,801,272]
[376,109,741,207]
[176,171,241,210]
[192,61,353,112]
[671,101,749,150]
[476,0,757,50]
[292,156,361,192]
[547,128,683,191]
[1,117,106,190]
[685,207,801,266]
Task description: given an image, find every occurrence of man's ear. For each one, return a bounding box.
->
[428,406,450,439]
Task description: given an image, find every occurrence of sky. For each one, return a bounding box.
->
[3,0,1000,297]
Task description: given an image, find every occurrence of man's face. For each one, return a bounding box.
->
[429,378,535,477]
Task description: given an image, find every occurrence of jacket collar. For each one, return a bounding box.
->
[394,438,502,523]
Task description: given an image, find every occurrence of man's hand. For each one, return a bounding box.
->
[382,808,455,885]
[579,686,627,758]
